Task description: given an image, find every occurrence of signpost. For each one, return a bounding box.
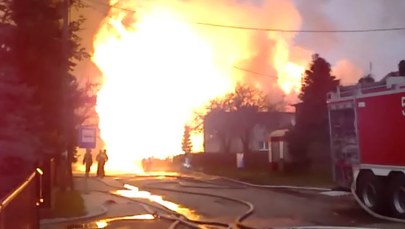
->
[78,126,97,149]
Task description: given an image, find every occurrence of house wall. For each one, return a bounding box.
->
[250,124,269,152]
[204,112,295,153]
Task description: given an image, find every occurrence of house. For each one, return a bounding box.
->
[203,111,295,153]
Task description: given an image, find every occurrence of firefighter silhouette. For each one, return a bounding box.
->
[83,149,93,177]
[96,149,109,178]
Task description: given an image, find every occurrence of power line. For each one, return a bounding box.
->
[196,22,405,33]
[233,66,275,78]
[84,0,405,34]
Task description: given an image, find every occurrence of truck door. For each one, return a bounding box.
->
[329,102,359,188]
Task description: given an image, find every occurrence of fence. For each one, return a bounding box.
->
[39,158,55,208]
[174,152,271,171]
[0,172,39,229]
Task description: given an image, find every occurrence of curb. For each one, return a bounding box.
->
[40,204,108,225]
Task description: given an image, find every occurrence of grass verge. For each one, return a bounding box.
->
[51,190,86,218]
[201,167,333,188]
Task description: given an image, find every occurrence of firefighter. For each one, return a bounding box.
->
[96,149,109,178]
[83,149,93,177]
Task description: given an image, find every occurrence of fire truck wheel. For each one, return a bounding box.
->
[388,174,405,219]
[356,171,385,213]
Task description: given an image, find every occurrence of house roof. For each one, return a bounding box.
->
[270,129,289,137]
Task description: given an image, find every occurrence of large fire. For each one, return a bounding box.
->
[91,0,309,173]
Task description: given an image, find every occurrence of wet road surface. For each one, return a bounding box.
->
[54,174,404,229]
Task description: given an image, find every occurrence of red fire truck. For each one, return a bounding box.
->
[327,76,405,218]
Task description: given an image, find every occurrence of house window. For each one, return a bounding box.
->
[258,141,269,151]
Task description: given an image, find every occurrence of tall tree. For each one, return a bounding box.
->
[181,125,193,154]
[287,54,338,162]
[0,20,43,195]
[1,0,95,189]
[0,68,42,165]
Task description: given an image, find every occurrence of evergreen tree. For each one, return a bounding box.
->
[10,0,90,154]
[182,125,193,154]
[0,0,96,189]
[287,54,338,162]
[298,54,338,140]
[0,24,42,194]
[0,8,41,165]
[0,68,41,163]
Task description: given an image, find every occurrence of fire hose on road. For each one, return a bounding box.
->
[92,173,405,229]
[92,178,240,228]
[213,175,405,224]
[141,183,255,229]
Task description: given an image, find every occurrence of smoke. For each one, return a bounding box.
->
[332,59,363,85]
[77,0,405,109]
[293,0,339,53]
[293,0,405,80]
[190,0,309,100]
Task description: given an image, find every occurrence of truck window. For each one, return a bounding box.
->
[330,108,355,140]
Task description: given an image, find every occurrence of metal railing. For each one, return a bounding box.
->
[329,76,405,100]
[0,172,39,229]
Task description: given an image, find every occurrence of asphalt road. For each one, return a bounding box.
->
[109,174,403,229]
[61,173,404,229]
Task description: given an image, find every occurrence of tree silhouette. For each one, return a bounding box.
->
[182,125,193,154]
[0,7,41,164]
[199,84,279,153]
[288,54,338,162]
[1,0,96,189]
[0,32,42,194]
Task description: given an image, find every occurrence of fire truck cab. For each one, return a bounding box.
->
[328,76,405,218]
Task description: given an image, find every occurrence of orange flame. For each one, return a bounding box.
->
[92,0,309,173]
[272,39,305,94]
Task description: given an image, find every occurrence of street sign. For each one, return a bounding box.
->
[78,127,97,149]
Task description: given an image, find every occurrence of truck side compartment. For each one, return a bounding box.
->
[328,77,405,219]
[356,92,405,167]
